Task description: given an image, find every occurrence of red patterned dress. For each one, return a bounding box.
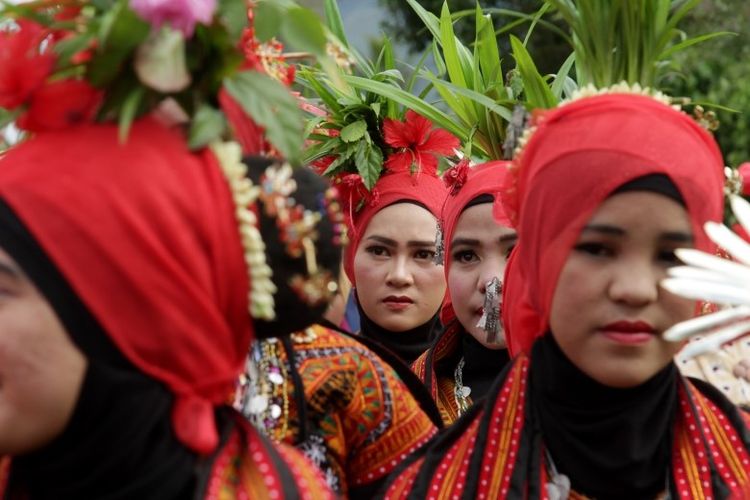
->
[384,353,750,499]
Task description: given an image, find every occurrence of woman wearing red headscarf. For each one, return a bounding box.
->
[412,161,516,424]
[0,119,333,499]
[381,91,750,499]
[334,111,454,365]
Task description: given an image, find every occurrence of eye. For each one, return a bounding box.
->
[414,249,436,260]
[574,242,615,258]
[657,248,682,265]
[452,249,478,264]
[365,245,389,257]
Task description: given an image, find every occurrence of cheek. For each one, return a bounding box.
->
[662,294,696,325]
[353,250,381,291]
[448,268,475,310]
[416,265,446,308]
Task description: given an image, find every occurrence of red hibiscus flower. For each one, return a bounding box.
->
[382,110,460,176]
[17,79,102,132]
[311,155,335,175]
[443,158,470,195]
[0,20,56,110]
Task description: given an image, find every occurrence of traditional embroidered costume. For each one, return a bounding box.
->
[381,92,750,499]
[237,323,440,497]
[412,162,513,425]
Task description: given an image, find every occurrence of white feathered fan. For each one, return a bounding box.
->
[661,195,750,359]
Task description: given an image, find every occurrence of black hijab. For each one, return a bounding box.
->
[530,334,677,500]
[356,297,440,366]
[0,200,196,500]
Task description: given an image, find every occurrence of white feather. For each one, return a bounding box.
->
[704,221,750,266]
[660,278,750,305]
[677,319,750,360]
[662,305,750,341]
[731,195,750,237]
[666,265,737,284]
[674,248,750,283]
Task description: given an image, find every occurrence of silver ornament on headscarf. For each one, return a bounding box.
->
[433,220,445,265]
[476,277,503,344]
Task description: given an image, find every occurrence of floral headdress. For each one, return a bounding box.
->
[0,0,328,321]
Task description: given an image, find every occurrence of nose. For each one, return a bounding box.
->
[608,259,659,307]
[386,255,414,288]
[478,257,506,294]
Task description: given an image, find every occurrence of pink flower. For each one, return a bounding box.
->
[382,110,460,176]
[129,0,217,37]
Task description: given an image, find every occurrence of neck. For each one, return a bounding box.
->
[356,298,439,365]
[530,334,677,500]
[9,362,196,499]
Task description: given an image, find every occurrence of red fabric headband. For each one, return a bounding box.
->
[439,161,512,325]
[342,170,447,285]
[0,118,252,455]
[502,93,725,356]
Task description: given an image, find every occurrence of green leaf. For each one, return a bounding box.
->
[281,6,327,58]
[659,31,735,59]
[224,71,305,164]
[324,0,349,48]
[550,52,576,99]
[475,8,501,89]
[254,1,283,43]
[355,141,384,190]
[439,2,467,89]
[88,0,149,87]
[343,75,467,140]
[54,33,94,63]
[117,86,144,143]
[218,0,247,42]
[188,104,227,150]
[510,35,557,109]
[431,40,447,77]
[340,120,367,143]
[405,0,442,43]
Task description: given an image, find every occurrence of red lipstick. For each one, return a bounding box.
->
[599,320,655,345]
[382,295,414,311]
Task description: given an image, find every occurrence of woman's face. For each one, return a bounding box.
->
[0,247,87,455]
[549,191,693,388]
[448,203,517,349]
[353,202,447,332]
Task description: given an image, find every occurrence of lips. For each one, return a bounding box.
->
[599,320,656,345]
[382,295,414,311]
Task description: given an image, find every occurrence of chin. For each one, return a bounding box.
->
[377,315,422,332]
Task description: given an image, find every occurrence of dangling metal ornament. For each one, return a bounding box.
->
[476,277,503,344]
[502,105,530,160]
[433,220,445,265]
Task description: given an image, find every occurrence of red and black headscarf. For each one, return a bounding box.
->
[438,160,512,325]
[502,93,725,356]
[0,118,252,455]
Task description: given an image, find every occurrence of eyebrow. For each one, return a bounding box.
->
[452,234,518,247]
[366,235,436,248]
[582,224,693,243]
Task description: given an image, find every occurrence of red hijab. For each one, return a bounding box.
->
[0,119,252,455]
[502,93,725,356]
[439,161,512,324]
[341,170,448,284]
